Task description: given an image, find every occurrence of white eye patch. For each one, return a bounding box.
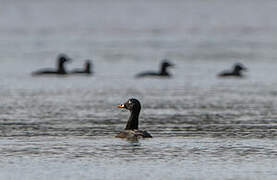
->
[128,100,132,104]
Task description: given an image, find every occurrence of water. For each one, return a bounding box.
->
[1,0,277,179]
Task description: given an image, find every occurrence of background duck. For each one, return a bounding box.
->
[136,60,174,78]
[70,60,92,75]
[218,63,247,77]
[116,98,152,139]
[32,54,71,76]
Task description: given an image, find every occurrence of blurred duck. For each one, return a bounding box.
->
[218,63,247,77]
[116,98,152,139]
[70,60,92,75]
[136,60,174,78]
[32,54,71,76]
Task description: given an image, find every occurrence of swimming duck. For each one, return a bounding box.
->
[218,63,247,77]
[116,98,152,139]
[136,60,174,78]
[70,60,92,75]
[32,54,71,76]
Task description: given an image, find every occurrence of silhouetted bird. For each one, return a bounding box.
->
[136,60,174,78]
[116,98,152,139]
[218,63,247,77]
[70,60,92,75]
[32,54,71,76]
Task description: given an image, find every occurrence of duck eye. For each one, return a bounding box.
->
[128,100,132,104]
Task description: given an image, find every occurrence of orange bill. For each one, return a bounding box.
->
[117,104,125,108]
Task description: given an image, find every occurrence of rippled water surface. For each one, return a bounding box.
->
[1,0,277,179]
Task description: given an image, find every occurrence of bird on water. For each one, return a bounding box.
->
[116,98,152,139]
[136,60,174,78]
[70,60,92,75]
[218,63,247,77]
[32,54,71,76]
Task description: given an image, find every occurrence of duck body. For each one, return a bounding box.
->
[136,60,173,78]
[115,130,152,139]
[70,60,92,75]
[218,71,242,77]
[218,63,247,77]
[116,98,152,139]
[136,71,170,78]
[32,69,67,75]
[32,54,71,76]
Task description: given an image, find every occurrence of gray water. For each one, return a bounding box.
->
[1,0,277,179]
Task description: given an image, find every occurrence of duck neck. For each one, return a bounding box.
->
[125,109,140,130]
[57,61,66,74]
[233,69,241,76]
[160,65,168,75]
[85,64,91,74]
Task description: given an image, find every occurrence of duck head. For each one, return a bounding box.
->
[118,98,141,112]
[57,54,71,64]
[161,60,174,68]
[233,63,247,73]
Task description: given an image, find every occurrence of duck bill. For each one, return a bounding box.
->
[66,58,72,62]
[117,104,125,108]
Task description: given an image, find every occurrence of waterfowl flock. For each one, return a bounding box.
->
[31,53,249,139]
[32,54,247,79]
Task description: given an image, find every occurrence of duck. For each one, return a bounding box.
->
[136,60,174,78]
[116,98,152,139]
[218,63,247,77]
[70,60,92,75]
[32,54,71,76]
